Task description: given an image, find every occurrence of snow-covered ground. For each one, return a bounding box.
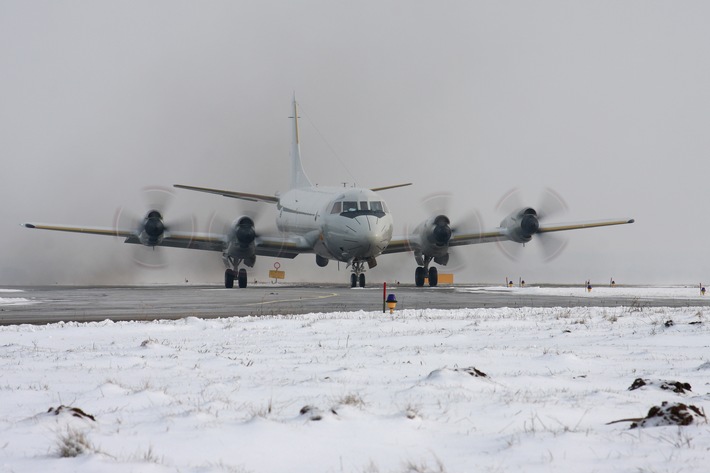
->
[1,290,709,472]
[458,284,710,300]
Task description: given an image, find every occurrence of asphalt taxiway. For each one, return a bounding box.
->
[3,284,710,326]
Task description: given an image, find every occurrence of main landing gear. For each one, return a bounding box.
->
[225,268,248,289]
[350,261,366,288]
[415,265,439,287]
[224,254,253,289]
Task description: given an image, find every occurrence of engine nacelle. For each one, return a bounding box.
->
[499,208,540,244]
[411,214,452,263]
[226,216,257,261]
[138,210,165,247]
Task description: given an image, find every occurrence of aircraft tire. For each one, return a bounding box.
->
[238,268,248,288]
[225,269,235,288]
[415,267,426,287]
[358,273,366,288]
[428,267,438,287]
[350,273,357,288]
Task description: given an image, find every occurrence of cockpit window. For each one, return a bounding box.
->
[333,199,388,219]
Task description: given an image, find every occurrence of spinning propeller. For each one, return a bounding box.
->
[415,193,484,271]
[113,187,196,268]
[495,187,569,262]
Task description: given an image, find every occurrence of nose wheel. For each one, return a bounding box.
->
[350,261,366,288]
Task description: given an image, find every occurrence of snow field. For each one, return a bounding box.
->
[1,305,709,472]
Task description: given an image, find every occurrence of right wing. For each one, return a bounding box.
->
[23,222,312,259]
[23,222,225,252]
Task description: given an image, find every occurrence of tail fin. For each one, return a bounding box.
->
[290,96,312,189]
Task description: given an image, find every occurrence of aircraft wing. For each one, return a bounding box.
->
[382,217,634,254]
[23,223,133,238]
[23,222,226,251]
[128,232,310,258]
[253,235,313,258]
[382,229,505,254]
[173,184,279,203]
[151,233,310,258]
[536,218,635,234]
[23,222,310,258]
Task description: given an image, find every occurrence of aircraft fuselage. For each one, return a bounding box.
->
[276,186,394,263]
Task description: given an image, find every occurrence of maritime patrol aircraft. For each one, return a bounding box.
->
[24,99,634,288]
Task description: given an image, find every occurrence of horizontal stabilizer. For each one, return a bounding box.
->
[174,184,279,203]
[371,183,413,192]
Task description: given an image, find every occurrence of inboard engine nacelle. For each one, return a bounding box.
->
[226,216,257,262]
[412,214,452,263]
[499,208,540,244]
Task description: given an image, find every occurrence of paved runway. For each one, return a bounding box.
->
[3,284,710,325]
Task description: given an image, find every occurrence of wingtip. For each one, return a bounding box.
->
[23,223,36,229]
[628,219,635,224]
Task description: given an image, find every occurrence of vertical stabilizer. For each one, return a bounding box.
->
[290,96,312,189]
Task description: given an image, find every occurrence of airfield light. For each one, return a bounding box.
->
[386,294,398,314]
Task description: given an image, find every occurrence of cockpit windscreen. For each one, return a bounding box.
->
[329,200,388,218]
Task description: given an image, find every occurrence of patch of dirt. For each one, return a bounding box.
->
[455,367,488,378]
[628,378,692,394]
[47,405,95,421]
[631,402,707,429]
[299,405,338,422]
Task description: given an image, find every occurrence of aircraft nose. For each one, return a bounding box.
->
[347,217,391,256]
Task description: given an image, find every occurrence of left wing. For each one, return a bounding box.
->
[383,217,635,255]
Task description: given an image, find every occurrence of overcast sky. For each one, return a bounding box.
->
[2,1,708,286]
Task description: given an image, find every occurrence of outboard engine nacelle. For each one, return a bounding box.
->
[139,210,165,247]
[500,208,539,244]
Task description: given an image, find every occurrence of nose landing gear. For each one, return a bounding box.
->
[350,261,366,288]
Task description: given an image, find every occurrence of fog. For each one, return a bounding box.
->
[1,1,708,286]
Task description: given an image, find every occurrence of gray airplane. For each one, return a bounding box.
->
[24,98,634,288]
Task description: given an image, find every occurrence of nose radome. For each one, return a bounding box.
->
[350,219,391,256]
[365,221,391,250]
